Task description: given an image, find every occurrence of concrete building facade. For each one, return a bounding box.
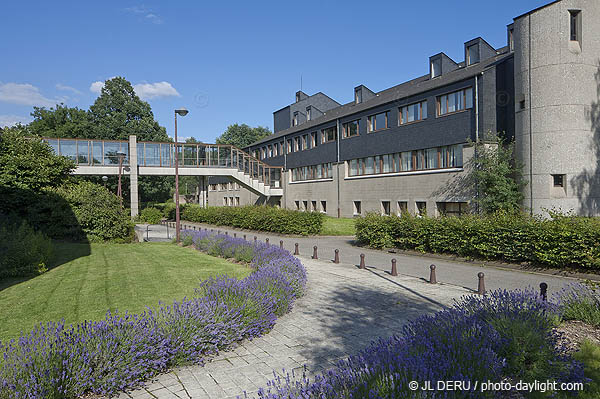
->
[209,0,600,218]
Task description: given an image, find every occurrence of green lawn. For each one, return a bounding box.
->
[320,216,356,236]
[0,242,251,341]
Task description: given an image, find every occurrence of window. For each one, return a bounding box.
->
[467,43,479,65]
[321,126,337,143]
[294,137,300,152]
[235,197,240,206]
[291,163,333,181]
[355,88,362,104]
[302,134,309,150]
[296,93,301,103]
[311,200,317,211]
[267,145,272,158]
[306,107,311,121]
[416,201,427,216]
[552,174,565,187]
[381,201,391,216]
[397,201,408,216]
[437,88,473,116]
[273,143,278,157]
[353,201,362,216]
[295,200,300,210]
[343,120,360,138]
[399,101,427,125]
[519,100,526,110]
[569,10,581,43]
[293,112,298,126]
[431,58,442,78]
[287,139,293,153]
[320,200,327,213]
[367,111,389,132]
[508,27,514,51]
[230,196,234,206]
[302,200,308,211]
[437,202,469,217]
[311,132,318,147]
[223,197,228,206]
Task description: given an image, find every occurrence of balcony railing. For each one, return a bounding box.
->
[43,138,282,188]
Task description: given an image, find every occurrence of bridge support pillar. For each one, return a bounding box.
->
[200,176,208,207]
[129,135,139,218]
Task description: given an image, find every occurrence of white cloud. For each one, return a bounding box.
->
[89,81,105,94]
[0,82,62,107]
[56,83,82,95]
[134,81,180,100]
[125,5,163,24]
[0,114,32,128]
[89,79,180,100]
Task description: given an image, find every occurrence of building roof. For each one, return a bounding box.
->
[513,0,561,20]
[248,48,512,148]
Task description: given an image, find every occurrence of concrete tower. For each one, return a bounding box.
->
[513,0,600,216]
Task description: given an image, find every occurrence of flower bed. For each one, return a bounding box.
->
[256,288,590,398]
[0,230,306,399]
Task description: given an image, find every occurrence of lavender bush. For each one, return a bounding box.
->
[0,230,306,399]
[255,289,586,399]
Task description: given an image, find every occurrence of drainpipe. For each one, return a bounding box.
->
[336,118,341,218]
[474,73,481,213]
[283,135,287,209]
[528,14,534,215]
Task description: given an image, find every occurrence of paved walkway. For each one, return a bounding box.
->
[119,255,470,399]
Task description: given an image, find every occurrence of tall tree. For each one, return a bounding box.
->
[216,124,271,149]
[89,77,169,142]
[28,104,92,138]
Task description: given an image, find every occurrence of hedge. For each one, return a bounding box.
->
[0,219,53,278]
[181,205,324,236]
[355,212,600,269]
[139,207,163,224]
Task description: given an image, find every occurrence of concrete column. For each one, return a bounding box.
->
[200,176,208,208]
[129,135,139,218]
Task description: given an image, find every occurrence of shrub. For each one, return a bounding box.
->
[355,212,600,269]
[54,181,134,242]
[256,289,584,399]
[182,205,323,236]
[139,207,163,224]
[573,340,600,399]
[0,219,53,278]
[554,283,600,327]
[0,230,306,398]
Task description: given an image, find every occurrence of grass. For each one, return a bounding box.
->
[320,216,356,236]
[0,241,251,341]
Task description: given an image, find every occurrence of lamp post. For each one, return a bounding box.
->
[116,151,126,207]
[174,107,189,243]
[102,175,108,188]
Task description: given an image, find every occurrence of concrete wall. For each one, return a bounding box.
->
[514,0,600,216]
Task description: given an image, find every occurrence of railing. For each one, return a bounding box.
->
[43,138,282,188]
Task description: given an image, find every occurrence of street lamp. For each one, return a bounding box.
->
[102,175,108,187]
[174,107,189,243]
[116,151,126,207]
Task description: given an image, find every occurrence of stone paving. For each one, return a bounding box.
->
[116,254,471,399]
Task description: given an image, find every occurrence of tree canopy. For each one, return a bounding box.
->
[28,104,92,139]
[216,124,271,149]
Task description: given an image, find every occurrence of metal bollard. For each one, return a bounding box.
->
[193,226,196,231]
[243,234,247,240]
[146,225,149,241]
[312,246,318,259]
[477,272,486,295]
[333,249,339,264]
[254,236,257,243]
[359,254,365,269]
[429,264,437,284]
[391,259,398,276]
[294,243,299,255]
[266,238,269,245]
[540,282,548,301]
[217,230,221,235]
[280,240,284,249]
[225,231,228,236]
[233,232,236,238]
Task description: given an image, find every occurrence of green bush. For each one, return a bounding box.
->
[54,181,134,242]
[573,340,600,398]
[139,207,163,224]
[356,212,600,269]
[0,220,53,278]
[182,205,323,236]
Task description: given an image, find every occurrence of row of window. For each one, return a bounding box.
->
[223,197,240,207]
[353,200,468,217]
[294,200,327,213]
[347,144,463,177]
[291,163,333,182]
[209,182,240,191]
[256,87,472,160]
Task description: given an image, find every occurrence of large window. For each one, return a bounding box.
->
[321,126,337,143]
[291,163,333,181]
[399,101,427,125]
[437,88,473,116]
[342,120,360,138]
[431,58,442,78]
[467,43,479,65]
[367,111,389,132]
[347,144,463,177]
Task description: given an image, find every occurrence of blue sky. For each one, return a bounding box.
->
[0,0,549,142]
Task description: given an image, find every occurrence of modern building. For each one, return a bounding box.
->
[209,0,600,218]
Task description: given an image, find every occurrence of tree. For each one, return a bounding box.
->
[28,104,92,139]
[216,123,272,148]
[468,136,527,214]
[89,77,169,142]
